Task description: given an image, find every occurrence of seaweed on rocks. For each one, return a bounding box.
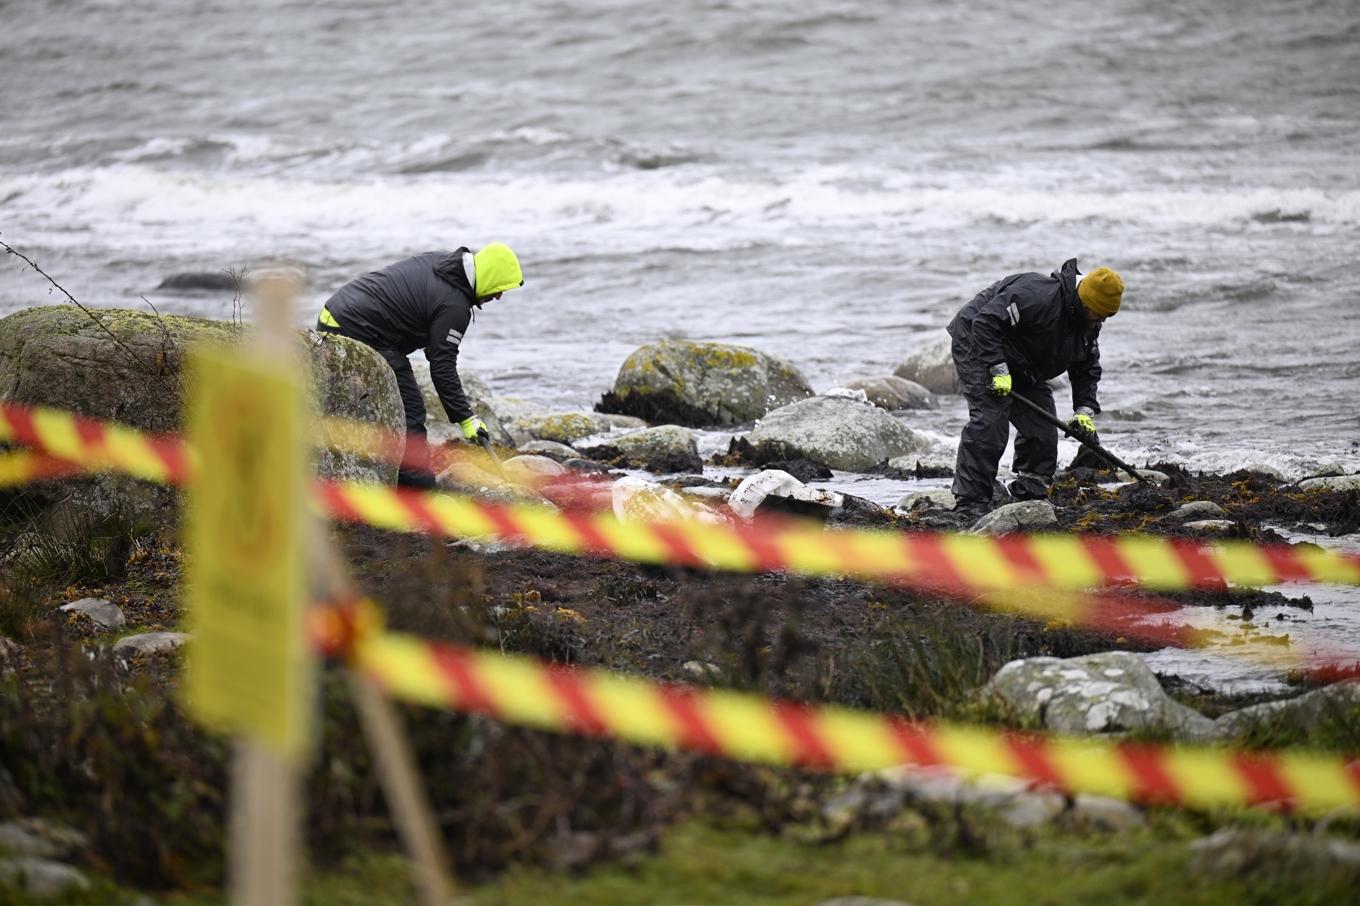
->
[596,389,715,429]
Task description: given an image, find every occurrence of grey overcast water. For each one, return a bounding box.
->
[2,0,1359,685]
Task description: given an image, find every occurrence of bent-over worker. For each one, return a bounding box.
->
[946,258,1123,520]
[317,243,524,488]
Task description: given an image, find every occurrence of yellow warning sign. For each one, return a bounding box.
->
[185,344,312,758]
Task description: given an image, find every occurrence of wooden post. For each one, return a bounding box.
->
[349,672,456,905]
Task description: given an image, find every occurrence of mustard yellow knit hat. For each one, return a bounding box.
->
[1077,267,1124,317]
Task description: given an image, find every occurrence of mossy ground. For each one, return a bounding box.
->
[139,816,1357,906]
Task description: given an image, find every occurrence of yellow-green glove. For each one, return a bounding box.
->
[1069,408,1096,437]
[988,365,1012,397]
[459,415,490,442]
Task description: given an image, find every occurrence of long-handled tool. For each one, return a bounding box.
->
[1007,392,1151,485]
[477,435,509,482]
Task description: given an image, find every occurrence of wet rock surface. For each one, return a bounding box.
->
[597,338,813,426]
[842,375,935,411]
[746,396,928,471]
[892,334,959,394]
[579,424,703,474]
[970,499,1058,534]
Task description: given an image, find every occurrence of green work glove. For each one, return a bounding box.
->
[1069,408,1096,438]
[459,415,490,443]
[988,364,1012,397]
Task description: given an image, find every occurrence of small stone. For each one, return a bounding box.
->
[516,440,579,461]
[112,632,190,658]
[1169,501,1227,522]
[0,857,90,898]
[894,489,956,513]
[681,661,724,683]
[1181,519,1236,535]
[58,597,126,630]
[1133,469,1171,486]
[970,499,1058,535]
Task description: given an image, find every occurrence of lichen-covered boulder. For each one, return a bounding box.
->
[984,652,1215,739]
[842,375,935,411]
[892,334,959,394]
[0,307,402,480]
[746,396,927,471]
[308,332,405,483]
[0,306,404,531]
[597,339,813,427]
[578,425,702,474]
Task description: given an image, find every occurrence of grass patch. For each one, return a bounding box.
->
[154,818,1357,906]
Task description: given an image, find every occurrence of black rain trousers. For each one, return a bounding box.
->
[317,321,436,489]
[950,334,1058,505]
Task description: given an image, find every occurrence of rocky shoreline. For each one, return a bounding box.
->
[2,304,1359,899]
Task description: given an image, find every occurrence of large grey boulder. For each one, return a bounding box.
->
[411,361,515,447]
[984,651,1215,739]
[579,425,702,474]
[971,499,1058,534]
[0,306,405,521]
[597,338,813,427]
[842,375,935,411]
[892,334,959,394]
[1212,680,1360,741]
[747,396,928,472]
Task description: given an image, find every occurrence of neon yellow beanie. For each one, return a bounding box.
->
[472,242,524,298]
[1078,267,1124,317]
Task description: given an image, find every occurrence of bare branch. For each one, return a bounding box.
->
[2,236,179,394]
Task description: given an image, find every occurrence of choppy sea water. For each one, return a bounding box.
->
[3,0,1358,689]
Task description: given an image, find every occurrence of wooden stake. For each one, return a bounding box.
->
[348,671,456,905]
[231,741,300,906]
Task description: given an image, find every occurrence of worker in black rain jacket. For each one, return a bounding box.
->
[317,242,524,488]
[945,259,1123,521]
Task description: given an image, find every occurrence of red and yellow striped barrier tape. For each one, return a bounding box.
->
[354,631,1360,814]
[315,480,1360,593]
[0,402,193,485]
[0,450,85,487]
[7,400,1360,597]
